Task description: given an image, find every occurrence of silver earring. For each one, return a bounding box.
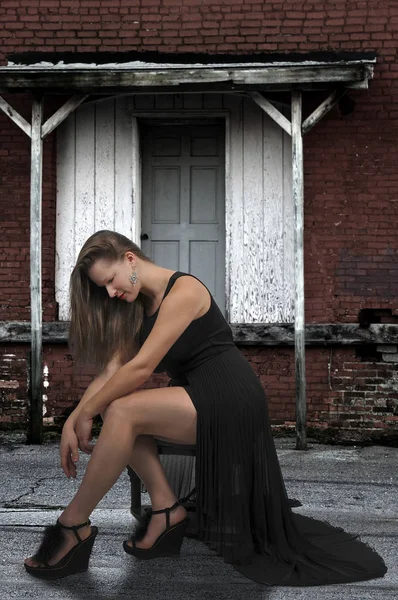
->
[129,268,138,286]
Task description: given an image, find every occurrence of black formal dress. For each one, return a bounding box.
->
[140,272,387,586]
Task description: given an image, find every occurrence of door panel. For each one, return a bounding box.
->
[190,167,218,223]
[189,241,218,292]
[152,241,180,271]
[141,121,225,312]
[153,168,181,223]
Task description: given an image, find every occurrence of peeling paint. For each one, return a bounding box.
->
[56,94,295,324]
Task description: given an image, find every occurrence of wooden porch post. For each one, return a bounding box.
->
[251,88,354,450]
[0,93,87,444]
[291,91,307,451]
[28,96,44,444]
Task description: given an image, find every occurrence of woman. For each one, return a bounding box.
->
[24,230,387,585]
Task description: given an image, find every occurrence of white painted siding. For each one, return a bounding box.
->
[56,94,294,323]
[56,98,135,320]
[224,94,294,323]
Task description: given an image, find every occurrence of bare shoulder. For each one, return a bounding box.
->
[163,275,210,317]
[172,275,209,300]
[134,275,211,373]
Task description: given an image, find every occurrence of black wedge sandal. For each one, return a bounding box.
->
[24,519,98,580]
[123,501,189,560]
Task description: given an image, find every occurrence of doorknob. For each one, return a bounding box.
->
[140,233,149,240]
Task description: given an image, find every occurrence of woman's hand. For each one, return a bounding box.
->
[75,410,95,455]
[60,420,80,478]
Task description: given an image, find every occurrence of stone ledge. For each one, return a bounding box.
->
[1,321,398,346]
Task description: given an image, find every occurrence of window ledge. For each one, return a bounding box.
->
[1,321,397,346]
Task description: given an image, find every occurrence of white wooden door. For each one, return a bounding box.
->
[141,121,225,311]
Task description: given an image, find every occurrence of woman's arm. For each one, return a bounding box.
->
[60,357,122,476]
[66,356,122,425]
[79,276,208,419]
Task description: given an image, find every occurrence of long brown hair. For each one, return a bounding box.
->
[69,230,152,369]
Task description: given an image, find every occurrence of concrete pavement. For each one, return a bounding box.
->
[0,432,397,600]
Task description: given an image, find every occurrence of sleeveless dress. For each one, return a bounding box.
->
[140,272,387,586]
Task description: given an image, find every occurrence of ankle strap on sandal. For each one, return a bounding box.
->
[57,519,91,543]
[179,487,196,504]
[151,502,180,529]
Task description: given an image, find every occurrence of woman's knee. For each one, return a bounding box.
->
[103,396,128,421]
[104,393,144,426]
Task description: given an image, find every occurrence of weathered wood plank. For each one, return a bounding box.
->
[0,321,70,343]
[282,118,295,322]
[56,112,76,321]
[223,94,244,323]
[302,88,347,135]
[0,95,31,137]
[75,102,95,254]
[95,97,115,230]
[131,116,141,245]
[242,96,264,322]
[56,97,135,322]
[223,99,233,322]
[231,323,398,345]
[2,322,398,346]
[41,95,88,139]
[29,97,44,444]
[0,65,373,93]
[224,94,295,325]
[263,108,295,323]
[115,97,135,242]
[291,90,307,451]
[249,91,292,136]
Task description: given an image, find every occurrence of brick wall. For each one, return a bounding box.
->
[3,342,397,441]
[1,1,397,56]
[0,345,29,425]
[0,98,58,322]
[1,1,398,437]
[304,88,398,324]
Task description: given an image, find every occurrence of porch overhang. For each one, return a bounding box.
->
[0,50,378,446]
[0,53,376,94]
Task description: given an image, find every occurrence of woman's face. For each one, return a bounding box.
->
[88,255,138,302]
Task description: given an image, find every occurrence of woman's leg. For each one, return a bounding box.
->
[129,435,177,507]
[127,435,188,549]
[25,386,196,566]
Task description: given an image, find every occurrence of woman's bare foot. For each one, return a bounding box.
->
[24,520,92,568]
[127,504,187,549]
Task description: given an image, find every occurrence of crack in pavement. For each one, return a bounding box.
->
[0,476,61,508]
[0,503,66,510]
[0,523,58,528]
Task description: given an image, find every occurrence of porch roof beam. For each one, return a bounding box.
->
[249,87,353,139]
[249,91,292,135]
[41,94,89,139]
[302,88,347,134]
[0,95,31,137]
[0,62,374,94]
[0,94,89,139]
